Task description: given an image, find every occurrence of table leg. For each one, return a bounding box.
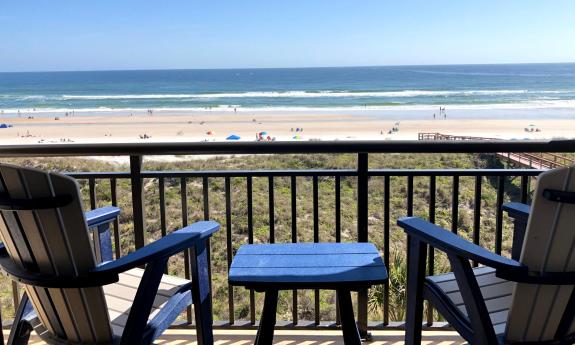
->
[255,289,278,345]
[337,290,362,345]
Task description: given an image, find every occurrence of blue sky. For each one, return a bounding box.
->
[0,1,574,72]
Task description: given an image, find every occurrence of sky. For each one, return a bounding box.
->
[0,1,574,72]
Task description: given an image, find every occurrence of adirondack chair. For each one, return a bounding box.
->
[0,163,219,345]
[398,165,575,345]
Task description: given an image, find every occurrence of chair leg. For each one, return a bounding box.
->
[7,293,33,345]
[121,259,168,345]
[336,289,362,345]
[405,238,427,345]
[191,240,214,345]
[254,289,278,345]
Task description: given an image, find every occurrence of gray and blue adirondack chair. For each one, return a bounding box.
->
[0,163,219,345]
[399,165,575,344]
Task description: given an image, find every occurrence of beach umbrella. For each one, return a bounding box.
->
[226,134,241,140]
[0,124,8,128]
[259,131,268,136]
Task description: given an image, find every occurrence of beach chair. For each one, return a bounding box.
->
[398,165,575,344]
[0,163,219,345]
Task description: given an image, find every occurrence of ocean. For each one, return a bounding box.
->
[0,63,574,116]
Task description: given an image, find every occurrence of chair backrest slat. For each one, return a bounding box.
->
[506,166,575,342]
[0,164,112,343]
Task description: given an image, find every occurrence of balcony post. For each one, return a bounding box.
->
[130,155,145,249]
[357,153,369,338]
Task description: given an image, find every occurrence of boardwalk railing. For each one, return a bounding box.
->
[0,140,573,340]
[419,132,575,169]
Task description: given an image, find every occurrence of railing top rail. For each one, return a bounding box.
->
[66,168,544,179]
[0,140,574,157]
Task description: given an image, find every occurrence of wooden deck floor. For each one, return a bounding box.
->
[4,329,466,344]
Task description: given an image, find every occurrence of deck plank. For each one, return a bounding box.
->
[3,329,466,344]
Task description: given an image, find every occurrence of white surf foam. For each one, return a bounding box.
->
[3,99,575,115]
[54,89,572,100]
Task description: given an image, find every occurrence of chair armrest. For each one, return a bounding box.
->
[398,217,526,273]
[85,206,120,262]
[502,202,530,261]
[502,202,530,222]
[0,221,219,288]
[94,220,219,275]
[85,206,120,228]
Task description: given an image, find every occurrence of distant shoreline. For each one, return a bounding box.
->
[1,104,574,120]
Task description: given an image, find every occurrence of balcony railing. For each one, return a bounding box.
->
[0,139,573,341]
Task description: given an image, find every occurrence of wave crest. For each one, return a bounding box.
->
[56,89,569,100]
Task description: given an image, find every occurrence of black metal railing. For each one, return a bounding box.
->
[0,139,573,339]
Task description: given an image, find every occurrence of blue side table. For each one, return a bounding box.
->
[229,242,387,345]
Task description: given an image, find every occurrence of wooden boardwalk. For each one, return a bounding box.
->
[3,329,465,345]
[418,132,574,169]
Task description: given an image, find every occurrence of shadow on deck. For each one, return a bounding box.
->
[5,329,465,344]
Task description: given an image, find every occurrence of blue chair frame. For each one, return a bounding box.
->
[399,202,575,345]
[0,204,219,345]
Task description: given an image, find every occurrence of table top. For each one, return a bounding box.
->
[228,243,387,290]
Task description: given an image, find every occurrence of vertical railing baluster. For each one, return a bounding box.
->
[225,177,234,325]
[426,175,436,325]
[203,177,210,221]
[313,175,320,326]
[406,175,414,326]
[291,175,298,325]
[110,177,120,259]
[129,155,145,250]
[335,175,341,325]
[202,176,213,318]
[473,176,482,267]
[88,177,99,261]
[159,178,166,238]
[313,176,319,240]
[383,175,390,326]
[495,176,505,254]
[356,153,369,337]
[247,176,255,325]
[268,176,275,244]
[158,178,167,273]
[88,178,96,210]
[451,176,459,234]
[407,176,414,217]
[12,281,19,311]
[335,176,341,242]
[180,177,192,324]
[520,175,528,204]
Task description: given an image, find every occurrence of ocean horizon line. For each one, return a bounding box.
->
[2,61,575,74]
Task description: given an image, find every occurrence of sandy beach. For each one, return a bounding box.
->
[0,110,574,146]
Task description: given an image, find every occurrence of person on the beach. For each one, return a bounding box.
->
[433,113,436,119]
